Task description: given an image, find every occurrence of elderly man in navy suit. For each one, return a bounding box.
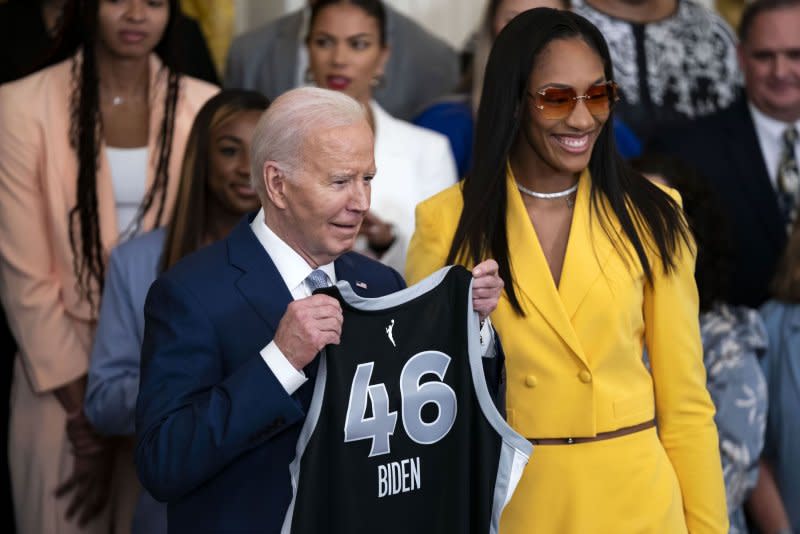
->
[135,87,503,532]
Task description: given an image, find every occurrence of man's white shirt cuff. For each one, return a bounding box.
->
[260,341,308,394]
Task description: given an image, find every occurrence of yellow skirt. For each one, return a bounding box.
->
[500,427,688,534]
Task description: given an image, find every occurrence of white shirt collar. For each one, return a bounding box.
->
[249,208,337,295]
[748,101,800,187]
[749,101,800,141]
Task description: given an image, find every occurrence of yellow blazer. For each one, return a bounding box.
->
[406,170,728,533]
[0,54,218,393]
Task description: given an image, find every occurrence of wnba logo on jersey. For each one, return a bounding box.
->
[386,319,396,347]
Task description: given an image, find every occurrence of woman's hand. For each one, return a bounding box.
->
[360,211,395,254]
[471,259,504,321]
[55,410,115,526]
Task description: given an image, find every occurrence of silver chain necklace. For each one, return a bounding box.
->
[515,181,578,199]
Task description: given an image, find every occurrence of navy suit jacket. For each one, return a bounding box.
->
[648,96,787,307]
[135,215,405,533]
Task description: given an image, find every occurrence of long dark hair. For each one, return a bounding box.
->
[309,0,387,46]
[630,154,732,312]
[57,0,183,311]
[448,8,691,315]
[160,90,269,272]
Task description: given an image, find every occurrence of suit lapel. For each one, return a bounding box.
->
[558,171,615,321]
[726,100,785,248]
[505,171,587,363]
[227,215,293,336]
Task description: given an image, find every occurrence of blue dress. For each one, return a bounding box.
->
[85,228,167,534]
[700,303,768,533]
[759,300,800,532]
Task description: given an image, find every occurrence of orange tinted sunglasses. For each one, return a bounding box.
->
[529,81,619,120]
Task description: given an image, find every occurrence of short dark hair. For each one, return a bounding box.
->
[739,0,800,43]
[309,0,388,47]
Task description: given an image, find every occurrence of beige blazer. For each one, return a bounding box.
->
[0,54,218,394]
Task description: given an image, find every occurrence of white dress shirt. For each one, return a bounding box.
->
[749,101,800,189]
[250,209,494,395]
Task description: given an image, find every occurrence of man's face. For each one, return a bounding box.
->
[274,119,375,267]
[738,6,800,122]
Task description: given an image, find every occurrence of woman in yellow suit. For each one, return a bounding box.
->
[406,9,728,533]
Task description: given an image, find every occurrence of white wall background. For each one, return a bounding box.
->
[234,0,486,50]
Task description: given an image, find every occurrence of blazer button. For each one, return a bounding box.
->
[578,370,592,383]
[525,375,538,388]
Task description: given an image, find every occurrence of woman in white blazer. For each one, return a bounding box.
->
[305,0,458,273]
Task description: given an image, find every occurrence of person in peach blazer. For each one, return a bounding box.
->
[0,1,217,532]
[406,9,727,534]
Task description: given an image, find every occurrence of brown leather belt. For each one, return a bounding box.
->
[528,419,656,445]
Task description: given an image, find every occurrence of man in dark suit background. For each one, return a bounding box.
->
[648,0,800,307]
[224,1,459,120]
[134,87,503,532]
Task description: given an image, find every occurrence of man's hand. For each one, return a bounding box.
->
[55,411,114,526]
[471,259,504,321]
[273,294,343,370]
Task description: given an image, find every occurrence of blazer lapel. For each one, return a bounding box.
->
[95,146,120,253]
[505,171,587,363]
[228,215,293,336]
[558,171,616,320]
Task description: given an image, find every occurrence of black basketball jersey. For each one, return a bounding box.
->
[281,266,532,534]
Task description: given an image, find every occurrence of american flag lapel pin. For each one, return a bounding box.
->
[356,281,368,289]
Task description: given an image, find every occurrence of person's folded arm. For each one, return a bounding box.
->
[85,249,145,436]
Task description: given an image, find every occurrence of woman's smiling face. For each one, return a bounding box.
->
[518,37,610,176]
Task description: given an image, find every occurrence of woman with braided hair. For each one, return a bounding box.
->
[0,1,217,532]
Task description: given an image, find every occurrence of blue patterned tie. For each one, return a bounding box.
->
[305,269,331,293]
[777,126,799,232]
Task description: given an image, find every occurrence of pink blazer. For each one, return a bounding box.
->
[0,53,218,393]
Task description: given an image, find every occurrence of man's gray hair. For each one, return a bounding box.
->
[250,87,367,194]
